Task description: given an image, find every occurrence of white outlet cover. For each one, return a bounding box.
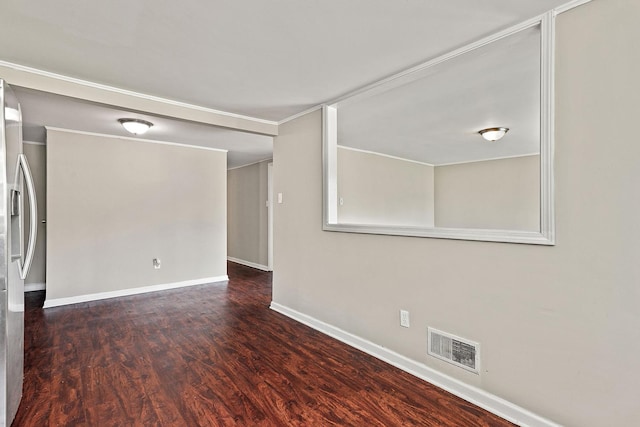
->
[400,310,410,328]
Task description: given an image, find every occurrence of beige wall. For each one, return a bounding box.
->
[272,1,640,425]
[46,129,227,302]
[338,147,434,227]
[227,160,270,268]
[434,155,540,231]
[23,142,46,287]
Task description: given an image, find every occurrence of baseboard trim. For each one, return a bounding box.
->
[270,302,560,427]
[25,282,46,292]
[227,257,271,272]
[43,275,229,308]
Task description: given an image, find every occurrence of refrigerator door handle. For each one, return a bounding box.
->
[17,154,37,280]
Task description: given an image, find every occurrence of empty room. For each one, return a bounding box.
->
[0,0,638,426]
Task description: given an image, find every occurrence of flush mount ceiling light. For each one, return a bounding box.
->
[479,127,509,142]
[118,118,153,135]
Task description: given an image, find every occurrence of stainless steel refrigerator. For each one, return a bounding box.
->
[0,79,38,426]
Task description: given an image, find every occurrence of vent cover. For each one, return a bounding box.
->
[428,327,480,374]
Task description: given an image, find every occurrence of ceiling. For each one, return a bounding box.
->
[338,24,541,166]
[13,87,273,169]
[0,0,573,167]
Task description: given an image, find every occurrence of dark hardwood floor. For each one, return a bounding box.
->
[14,262,514,426]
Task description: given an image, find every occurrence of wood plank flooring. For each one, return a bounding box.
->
[14,262,515,426]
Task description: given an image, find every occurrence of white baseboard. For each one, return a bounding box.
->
[270,302,560,427]
[43,275,228,308]
[25,282,46,292]
[227,256,271,271]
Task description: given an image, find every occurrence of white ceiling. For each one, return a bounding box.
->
[338,24,541,166]
[0,0,573,167]
[14,87,273,169]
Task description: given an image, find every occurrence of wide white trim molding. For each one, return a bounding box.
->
[270,302,561,427]
[43,275,228,308]
[228,257,271,272]
[24,282,46,292]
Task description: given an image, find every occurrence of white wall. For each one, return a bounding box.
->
[23,142,47,290]
[338,146,434,227]
[46,129,228,305]
[272,1,640,425]
[227,160,270,269]
[434,155,539,231]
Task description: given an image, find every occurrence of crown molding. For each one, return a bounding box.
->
[436,153,539,167]
[0,60,278,136]
[337,145,435,167]
[554,0,594,15]
[278,105,323,126]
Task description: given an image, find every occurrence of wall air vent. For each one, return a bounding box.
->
[428,327,480,374]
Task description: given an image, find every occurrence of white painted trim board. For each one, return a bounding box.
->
[270,302,561,427]
[227,257,271,272]
[43,275,228,308]
[25,282,46,292]
[554,0,593,15]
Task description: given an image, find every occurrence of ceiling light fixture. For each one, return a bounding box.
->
[479,127,509,142]
[118,118,153,135]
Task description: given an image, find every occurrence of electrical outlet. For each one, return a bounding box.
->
[400,310,410,328]
[153,258,161,269]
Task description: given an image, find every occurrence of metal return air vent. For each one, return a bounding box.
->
[428,327,480,374]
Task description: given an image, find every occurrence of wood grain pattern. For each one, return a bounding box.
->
[14,262,515,426]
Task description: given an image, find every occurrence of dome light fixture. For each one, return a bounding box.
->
[479,127,509,142]
[118,118,153,135]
